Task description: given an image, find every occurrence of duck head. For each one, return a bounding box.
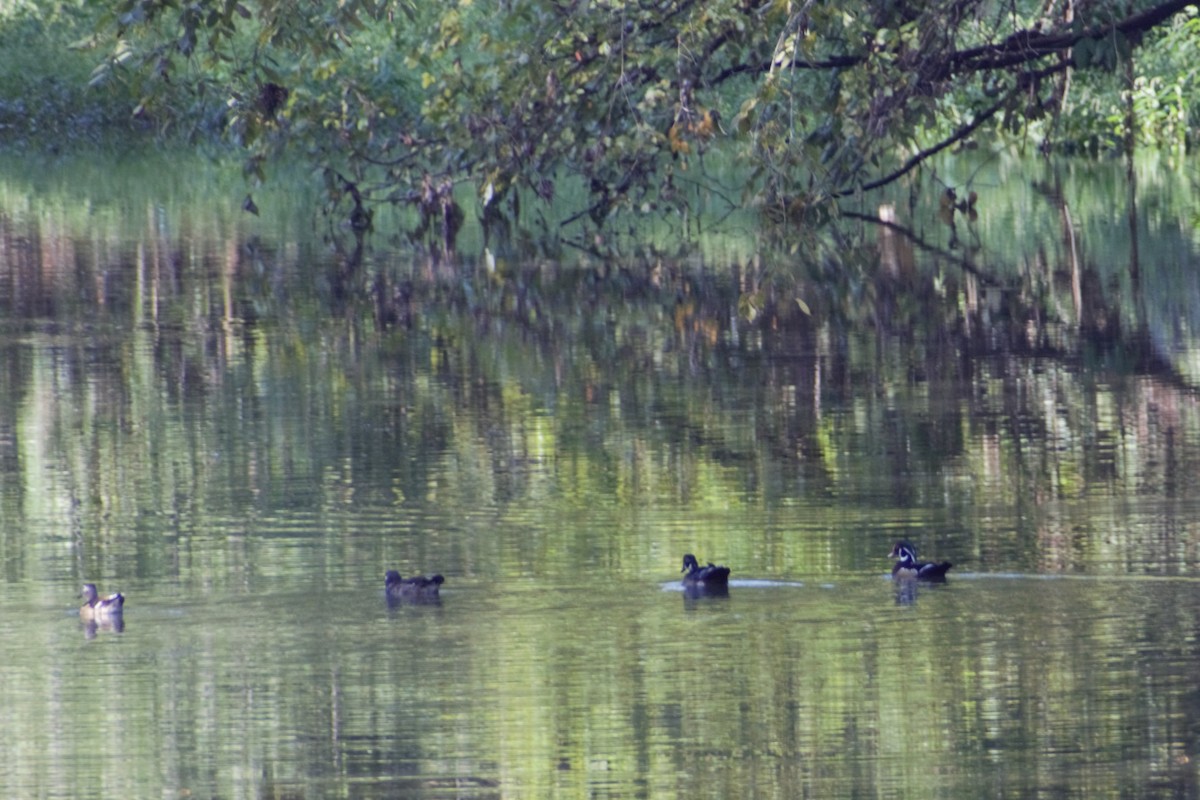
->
[889,541,918,565]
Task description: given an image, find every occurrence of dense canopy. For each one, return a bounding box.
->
[91,0,1200,240]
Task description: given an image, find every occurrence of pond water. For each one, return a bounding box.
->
[2,148,1200,798]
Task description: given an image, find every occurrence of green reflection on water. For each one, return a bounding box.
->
[7,576,1198,798]
[0,149,1199,797]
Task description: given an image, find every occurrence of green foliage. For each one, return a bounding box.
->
[998,6,1200,154]
[34,0,1200,236]
[0,3,142,144]
[1125,6,1200,147]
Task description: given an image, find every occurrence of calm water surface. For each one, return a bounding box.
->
[1,150,1200,798]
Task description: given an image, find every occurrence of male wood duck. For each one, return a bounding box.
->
[79,583,125,622]
[385,570,445,603]
[889,540,952,581]
[681,554,731,593]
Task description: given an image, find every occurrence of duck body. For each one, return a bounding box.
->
[385,570,445,604]
[79,583,125,622]
[889,541,952,582]
[681,554,731,595]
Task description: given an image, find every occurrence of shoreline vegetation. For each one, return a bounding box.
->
[2,2,1199,256]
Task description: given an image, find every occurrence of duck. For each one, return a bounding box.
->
[889,540,952,581]
[385,570,445,603]
[681,554,731,593]
[79,583,125,622]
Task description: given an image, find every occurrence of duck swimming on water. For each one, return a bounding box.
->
[888,541,952,582]
[680,554,731,595]
[79,583,124,622]
[385,570,445,603]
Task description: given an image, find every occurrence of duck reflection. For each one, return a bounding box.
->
[82,615,125,639]
[683,583,730,609]
[891,575,956,606]
[893,579,919,606]
[683,581,729,598]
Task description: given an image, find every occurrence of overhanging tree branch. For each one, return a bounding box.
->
[836,60,1072,197]
[710,0,1195,89]
[951,0,1196,74]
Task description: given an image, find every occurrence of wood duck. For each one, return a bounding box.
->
[79,583,125,622]
[889,540,952,581]
[385,570,445,603]
[681,554,731,593]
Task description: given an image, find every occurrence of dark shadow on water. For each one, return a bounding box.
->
[82,616,125,639]
[682,584,730,608]
[385,595,443,611]
[892,577,951,606]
